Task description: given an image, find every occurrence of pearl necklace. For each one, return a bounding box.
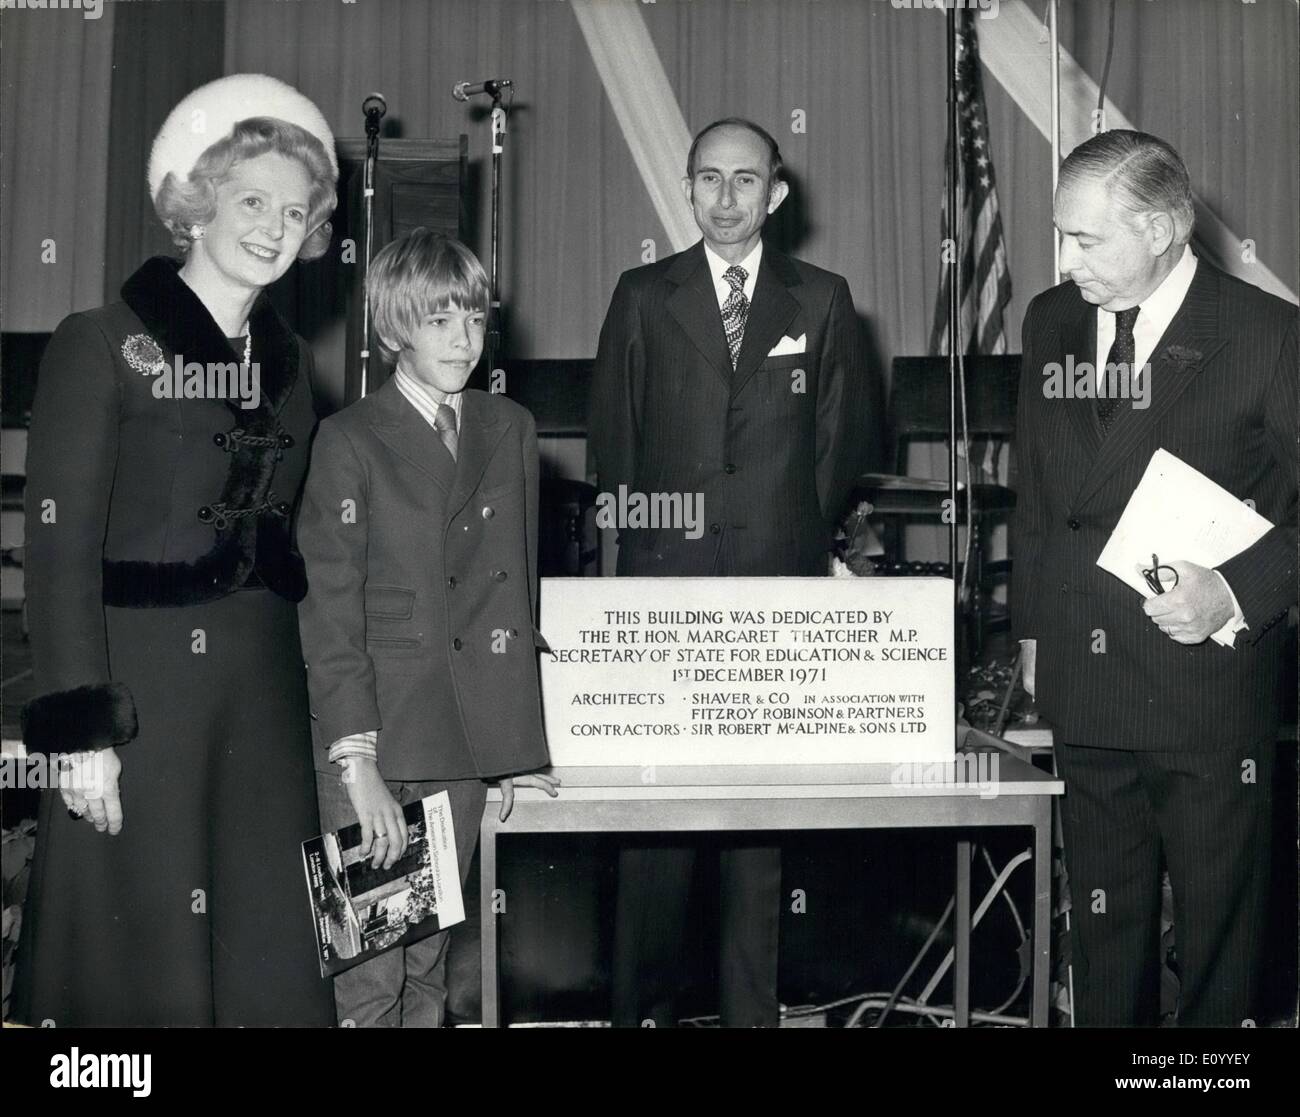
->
[242,332,252,367]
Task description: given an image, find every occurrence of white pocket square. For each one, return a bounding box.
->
[767,333,806,357]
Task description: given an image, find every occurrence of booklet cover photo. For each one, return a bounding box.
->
[301,791,466,978]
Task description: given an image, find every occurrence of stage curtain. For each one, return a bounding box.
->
[0,5,115,331]
[1061,0,1298,301]
[220,0,973,376]
[224,0,656,368]
[570,0,697,253]
[102,0,227,304]
[4,1,1295,357]
[221,0,1296,376]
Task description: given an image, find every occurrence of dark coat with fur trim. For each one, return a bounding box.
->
[21,256,318,756]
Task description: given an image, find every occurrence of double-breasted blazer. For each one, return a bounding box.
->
[296,377,550,781]
[588,241,867,576]
[1012,259,1297,750]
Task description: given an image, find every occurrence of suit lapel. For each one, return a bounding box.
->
[666,242,733,388]
[1074,262,1225,509]
[446,390,511,521]
[731,248,801,396]
[1053,297,1102,463]
[367,377,456,492]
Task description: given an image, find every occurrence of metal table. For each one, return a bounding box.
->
[480,756,1062,1027]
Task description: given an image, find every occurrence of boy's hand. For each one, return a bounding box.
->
[342,758,408,869]
[497,772,562,822]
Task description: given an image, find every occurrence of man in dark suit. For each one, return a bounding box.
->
[589,118,866,1026]
[1013,130,1296,1027]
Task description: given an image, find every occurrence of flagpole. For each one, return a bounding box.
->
[1050,0,1061,284]
[946,6,960,621]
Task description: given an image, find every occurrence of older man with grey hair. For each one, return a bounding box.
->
[1012,129,1296,1027]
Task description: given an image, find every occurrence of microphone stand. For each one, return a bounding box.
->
[360,107,381,397]
[486,88,507,386]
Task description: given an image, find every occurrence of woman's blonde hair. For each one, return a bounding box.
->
[153,117,337,260]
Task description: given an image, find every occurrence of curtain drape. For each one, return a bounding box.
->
[5,0,1295,359]
[0,4,115,330]
[570,0,696,254]
[222,0,973,376]
[102,0,226,304]
[220,0,1298,377]
[1061,0,1298,301]
[224,0,650,365]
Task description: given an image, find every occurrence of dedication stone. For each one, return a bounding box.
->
[539,577,954,765]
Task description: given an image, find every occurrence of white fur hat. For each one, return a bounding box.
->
[147,73,338,202]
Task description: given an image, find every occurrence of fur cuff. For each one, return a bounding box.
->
[21,683,139,757]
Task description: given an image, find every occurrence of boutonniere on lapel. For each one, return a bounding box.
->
[1159,344,1203,373]
[121,333,168,377]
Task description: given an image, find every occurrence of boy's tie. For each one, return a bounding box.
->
[722,264,749,368]
[434,403,458,461]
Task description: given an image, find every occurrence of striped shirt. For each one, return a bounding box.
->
[393,366,462,435]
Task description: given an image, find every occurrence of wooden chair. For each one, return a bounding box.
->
[500,359,601,577]
[539,477,601,577]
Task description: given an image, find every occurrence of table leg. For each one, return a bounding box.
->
[954,838,971,1027]
[480,818,500,1028]
[1032,800,1051,1027]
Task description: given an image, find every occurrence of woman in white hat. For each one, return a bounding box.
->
[14,75,339,1026]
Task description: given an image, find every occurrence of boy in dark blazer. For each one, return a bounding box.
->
[297,230,557,1027]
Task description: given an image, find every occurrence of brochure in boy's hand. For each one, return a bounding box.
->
[302,791,465,978]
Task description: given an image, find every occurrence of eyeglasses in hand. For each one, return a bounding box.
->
[1141,553,1178,595]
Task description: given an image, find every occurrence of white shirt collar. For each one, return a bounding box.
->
[1095,245,1198,379]
[1130,243,1197,335]
[393,366,462,432]
[703,239,762,307]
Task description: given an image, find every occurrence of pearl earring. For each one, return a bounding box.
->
[190,224,205,240]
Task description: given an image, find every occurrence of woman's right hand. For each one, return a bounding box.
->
[59,747,123,835]
[341,758,408,869]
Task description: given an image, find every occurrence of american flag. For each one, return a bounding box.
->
[928,10,1013,356]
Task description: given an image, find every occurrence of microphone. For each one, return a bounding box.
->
[362,92,386,136]
[452,78,512,102]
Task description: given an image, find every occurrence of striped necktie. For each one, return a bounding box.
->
[434,402,458,461]
[722,264,749,368]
